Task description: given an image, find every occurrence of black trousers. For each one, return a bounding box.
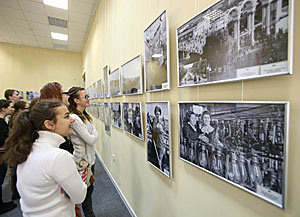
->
[82,164,95,217]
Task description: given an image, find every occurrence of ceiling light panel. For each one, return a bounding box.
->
[51,32,68,41]
[43,0,68,10]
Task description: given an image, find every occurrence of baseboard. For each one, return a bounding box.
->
[96,151,137,217]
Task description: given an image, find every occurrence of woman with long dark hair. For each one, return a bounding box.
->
[0,99,16,214]
[4,99,87,216]
[68,87,98,217]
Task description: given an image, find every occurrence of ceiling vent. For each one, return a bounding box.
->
[48,16,68,28]
[53,43,68,50]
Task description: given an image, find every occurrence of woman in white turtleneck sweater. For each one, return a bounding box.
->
[3,99,87,217]
[68,87,98,217]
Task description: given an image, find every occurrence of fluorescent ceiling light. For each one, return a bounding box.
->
[51,32,68,41]
[43,0,68,10]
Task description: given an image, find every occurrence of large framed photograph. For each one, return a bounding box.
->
[103,65,110,98]
[26,91,40,100]
[123,102,144,140]
[111,102,122,129]
[104,103,111,134]
[178,101,289,208]
[176,0,293,87]
[110,68,122,97]
[144,10,170,92]
[121,55,143,95]
[146,102,171,178]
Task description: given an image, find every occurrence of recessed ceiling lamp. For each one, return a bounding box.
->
[43,0,68,10]
[51,32,68,41]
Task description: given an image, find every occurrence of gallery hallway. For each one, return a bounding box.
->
[1,157,132,217]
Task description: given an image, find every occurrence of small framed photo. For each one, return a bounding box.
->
[104,102,111,134]
[97,79,104,98]
[103,65,110,98]
[121,55,143,95]
[110,68,122,97]
[123,102,144,140]
[99,102,104,121]
[144,10,170,92]
[111,102,122,129]
[146,102,171,178]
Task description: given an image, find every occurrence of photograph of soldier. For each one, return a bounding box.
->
[121,55,143,95]
[123,102,144,140]
[144,10,170,92]
[177,0,290,87]
[178,102,288,208]
[111,102,122,129]
[146,102,171,177]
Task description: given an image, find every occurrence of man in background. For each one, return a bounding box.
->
[4,89,20,102]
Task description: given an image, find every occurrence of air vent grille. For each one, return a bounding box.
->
[53,43,68,50]
[48,16,68,28]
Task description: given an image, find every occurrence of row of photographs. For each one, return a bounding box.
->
[9,91,40,100]
[87,0,292,98]
[86,100,289,209]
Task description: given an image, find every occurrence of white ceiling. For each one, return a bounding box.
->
[0,0,98,52]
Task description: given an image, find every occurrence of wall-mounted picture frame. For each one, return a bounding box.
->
[146,102,171,178]
[176,0,293,87]
[121,55,143,95]
[178,101,289,208]
[111,102,122,129]
[110,68,122,97]
[104,102,111,134]
[26,91,40,100]
[92,82,97,99]
[103,65,110,98]
[97,79,104,98]
[144,10,170,92]
[19,91,24,100]
[123,102,144,141]
[99,102,104,121]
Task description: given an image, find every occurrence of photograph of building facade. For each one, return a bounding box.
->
[177,0,290,87]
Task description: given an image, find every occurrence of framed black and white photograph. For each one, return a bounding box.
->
[104,102,111,134]
[177,0,293,87]
[110,68,121,97]
[123,102,144,140]
[92,82,97,99]
[99,102,104,121]
[146,102,171,178]
[144,10,170,92]
[19,91,24,100]
[103,65,110,98]
[26,91,40,100]
[121,55,143,95]
[97,79,104,98]
[178,101,289,208]
[111,102,122,129]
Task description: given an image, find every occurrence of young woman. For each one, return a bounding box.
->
[40,82,74,154]
[8,100,29,201]
[68,87,98,217]
[4,99,87,217]
[0,99,16,215]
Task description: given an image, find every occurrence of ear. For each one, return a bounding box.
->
[44,120,55,131]
[74,98,80,104]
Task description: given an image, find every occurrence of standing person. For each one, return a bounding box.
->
[8,100,29,201]
[151,106,166,170]
[4,89,20,102]
[68,87,98,217]
[3,99,87,217]
[40,82,73,153]
[0,99,17,214]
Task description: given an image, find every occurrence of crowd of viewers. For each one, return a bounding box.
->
[0,83,98,217]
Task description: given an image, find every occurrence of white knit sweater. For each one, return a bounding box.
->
[17,131,87,217]
[70,114,98,166]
